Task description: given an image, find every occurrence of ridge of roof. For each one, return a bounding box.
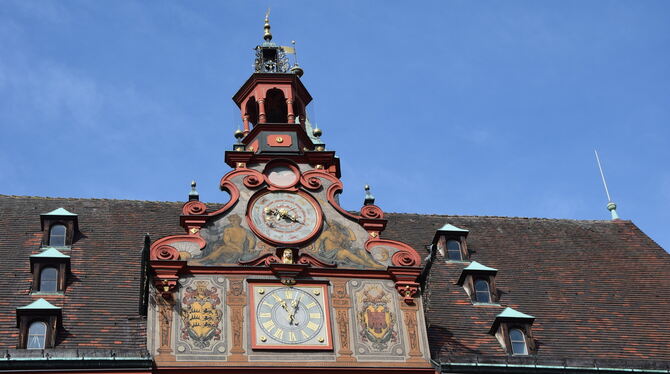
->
[0,194,187,205]
[0,194,634,224]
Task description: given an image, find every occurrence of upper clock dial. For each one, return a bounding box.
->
[248,191,322,245]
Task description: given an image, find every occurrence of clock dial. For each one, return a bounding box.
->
[250,283,332,350]
[248,191,322,245]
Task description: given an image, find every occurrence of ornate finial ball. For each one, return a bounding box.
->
[291,40,296,44]
[312,127,322,138]
[234,129,244,139]
[364,184,370,191]
[290,65,304,77]
[607,202,617,211]
[191,180,196,188]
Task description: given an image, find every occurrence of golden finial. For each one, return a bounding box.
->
[263,9,272,42]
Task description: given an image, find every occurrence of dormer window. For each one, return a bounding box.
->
[457,261,498,305]
[39,267,58,293]
[49,225,66,247]
[30,248,70,294]
[446,240,462,261]
[433,223,469,262]
[489,307,535,356]
[474,278,491,303]
[16,298,61,349]
[27,321,47,349]
[509,328,528,355]
[40,208,78,248]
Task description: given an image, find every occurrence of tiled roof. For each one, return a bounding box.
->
[381,213,670,367]
[1,195,669,369]
[0,195,184,350]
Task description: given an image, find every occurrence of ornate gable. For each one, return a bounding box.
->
[145,14,432,372]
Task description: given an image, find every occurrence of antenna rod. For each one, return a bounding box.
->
[292,40,299,66]
[594,149,611,202]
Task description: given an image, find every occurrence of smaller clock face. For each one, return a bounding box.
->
[250,284,332,350]
[248,191,322,245]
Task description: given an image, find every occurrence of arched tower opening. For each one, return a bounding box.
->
[265,89,288,123]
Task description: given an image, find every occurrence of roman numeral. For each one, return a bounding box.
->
[305,302,316,308]
[306,321,318,331]
[262,301,273,308]
[310,313,321,319]
[259,312,271,318]
[272,293,282,302]
[263,320,275,330]
[273,329,284,340]
[284,290,293,299]
[301,330,309,338]
[288,331,297,342]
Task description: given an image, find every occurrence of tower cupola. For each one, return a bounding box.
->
[253,11,290,74]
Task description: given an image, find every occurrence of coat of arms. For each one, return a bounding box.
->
[180,281,223,349]
[358,286,397,351]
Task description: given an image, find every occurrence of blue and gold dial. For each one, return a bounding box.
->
[251,284,332,349]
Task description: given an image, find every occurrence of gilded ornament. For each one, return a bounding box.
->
[258,288,265,294]
[189,227,200,234]
[313,289,320,296]
[276,136,284,143]
[318,337,324,343]
[260,336,267,342]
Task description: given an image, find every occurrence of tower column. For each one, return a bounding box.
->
[286,98,295,123]
[257,98,266,123]
[242,114,250,134]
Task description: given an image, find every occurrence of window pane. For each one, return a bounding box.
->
[509,329,528,355]
[40,267,58,293]
[446,240,461,260]
[474,279,491,303]
[27,322,47,349]
[49,225,66,247]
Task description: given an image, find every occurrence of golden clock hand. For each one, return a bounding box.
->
[288,294,302,325]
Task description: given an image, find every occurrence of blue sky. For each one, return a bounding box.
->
[1,1,669,251]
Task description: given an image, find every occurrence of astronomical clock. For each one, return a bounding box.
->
[146,14,433,373]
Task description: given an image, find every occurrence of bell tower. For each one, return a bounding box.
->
[226,13,336,174]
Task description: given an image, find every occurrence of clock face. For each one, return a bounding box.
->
[247,191,322,245]
[250,284,332,350]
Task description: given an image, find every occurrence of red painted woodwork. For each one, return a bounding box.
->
[232,74,312,128]
[267,134,293,147]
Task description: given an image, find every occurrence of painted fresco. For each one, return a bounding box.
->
[303,220,384,269]
[189,171,386,270]
[195,214,268,265]
[368,245,399,268]
[176,277,226,359]
[349,280,405,359]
